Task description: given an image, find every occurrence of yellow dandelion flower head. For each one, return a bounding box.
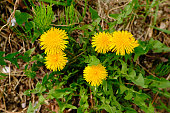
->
[45,51,68,71]
[110,31,139,55]
[92,32,112,53]
[39,27,68,55]
[83,64,108,86]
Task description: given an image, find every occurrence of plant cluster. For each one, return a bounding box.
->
[0,0,170,113]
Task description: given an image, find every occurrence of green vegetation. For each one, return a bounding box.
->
[0,0,169,113]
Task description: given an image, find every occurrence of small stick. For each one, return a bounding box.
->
[3,96,6,111]
[129,15,135,32]
[162,32,170,46]
[14,76,23,90]
[68,50,86,65]
[144,16,153,41]
[136,59,156,77]
[3,37,8,57]
[90,88,93,108]
[0,107,27,113]
[8,33,12,53]
[151,74,170,104]
[107,0,132,19]
[9,64,11,85]
[0,0,19,32]
[51,22,81,27]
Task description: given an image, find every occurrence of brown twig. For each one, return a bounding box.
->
[0,0,19,32]
[151,74,170,104]
[144,12,154,41]
[3,95,6,111]
[14,76,23,90]
[107,0,132,19]
[51,22,82,27]
[3,37,8,57]
[68,50,86,65]
[8,33,12,53]
[125,83,135,85]
[97,0,104,30]
[71,50,86,61]
[129,15,135,32]
[65,49,74,57]
[0,107,27,113]
[89,88,93,108]
[136,59,156,77]
[8,64,11,85]
[0,32,20,47]
[162,32,170,46]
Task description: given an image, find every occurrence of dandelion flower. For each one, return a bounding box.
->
[39,27,68,55]
[92,32,112,53]
[83,64,108,86]
[45,52,68,71]
[110,31,139,55]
